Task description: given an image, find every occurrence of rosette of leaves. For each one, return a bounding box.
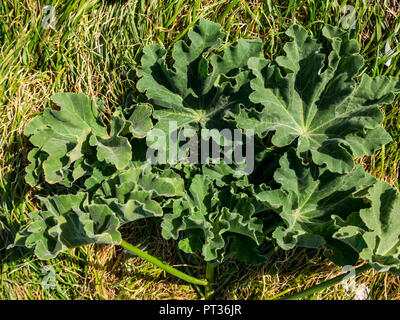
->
[333,181,400,273]
[14,19,400,298]
[235,24,400,173]
[256,149,376,262]
[161,163,268,264]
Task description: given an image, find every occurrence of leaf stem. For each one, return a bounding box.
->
[278,264,371,300]
[119,239,208,286]
[204,262,217,299]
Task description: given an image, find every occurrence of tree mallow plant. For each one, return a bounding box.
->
[11,19,400,299]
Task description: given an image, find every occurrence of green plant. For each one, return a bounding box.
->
[11,19,400,299]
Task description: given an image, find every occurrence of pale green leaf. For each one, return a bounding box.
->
[334,181,400,273]
[256,148,375,250]
[235,25,398,173]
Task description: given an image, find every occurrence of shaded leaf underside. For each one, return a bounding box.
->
[334,181,400,273]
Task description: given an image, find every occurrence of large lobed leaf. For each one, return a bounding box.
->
[235,24,399,173]
[256,148,375,251]
[137,18,262,144]
[334,181,400,273]
[12,193,121,259]
[161,166,266,264]
[24,93,134,186]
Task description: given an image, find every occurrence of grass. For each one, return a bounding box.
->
[0,0,400,300]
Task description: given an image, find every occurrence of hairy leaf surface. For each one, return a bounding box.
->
[235,25,398,173]
[161,173,265,264]
[94,165,185,223]
[24,93,133,186]
[137,18,262,140]
[13,163,185,259]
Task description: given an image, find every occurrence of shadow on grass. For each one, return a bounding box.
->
[109,219,342,300]
[0,131,33,266]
